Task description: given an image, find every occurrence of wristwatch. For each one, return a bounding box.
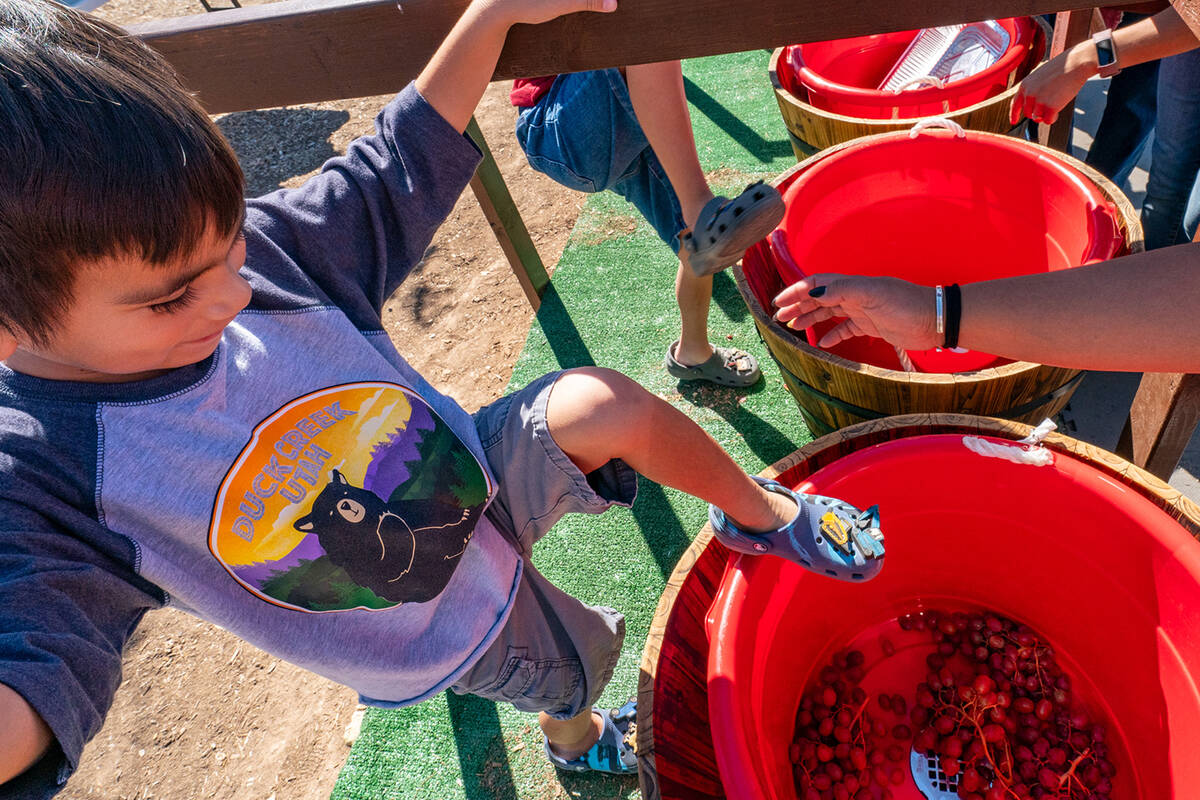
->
[1092,29,1121,79]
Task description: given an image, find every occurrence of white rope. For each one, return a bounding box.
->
[961,418,1057,466]
[908,117,967,139]
[895,347,917,372]
[893,75,946,92]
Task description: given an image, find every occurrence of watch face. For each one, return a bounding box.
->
[1093,33,1119,78]
[1096,38,1116,68]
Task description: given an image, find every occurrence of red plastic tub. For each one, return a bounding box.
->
[783,18,1036,119]
[769,125,1124,373]
[705,428,1200,800]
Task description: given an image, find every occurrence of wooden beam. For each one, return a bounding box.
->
[464,118,549,309]
[1116,373,1200,479]
[1038,9,1094,150]
[130,0,1101,114]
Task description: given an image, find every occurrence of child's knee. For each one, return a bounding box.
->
[553,367,652,418]
[547,368,657,456]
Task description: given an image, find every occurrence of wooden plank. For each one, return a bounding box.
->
[1039,9,1094,150]
[1116,373,1200,479]
[464,117,549,309]
[130,0,1100,114]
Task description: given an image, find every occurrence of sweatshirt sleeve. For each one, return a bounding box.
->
[0,497,161,798]
[242,82,483,329]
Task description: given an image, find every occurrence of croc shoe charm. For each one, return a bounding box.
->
[709,476,884,581]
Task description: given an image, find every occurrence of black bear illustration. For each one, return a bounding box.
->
[293,470,475,604]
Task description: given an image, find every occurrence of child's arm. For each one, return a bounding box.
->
[415,0,616,133]
[245,0,614,323]
[0,493,162,796]
[0,683,51,785]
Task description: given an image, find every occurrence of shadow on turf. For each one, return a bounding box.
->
[536,285,597,370]
[447,693,638,800]
[676,378,799,468]
[683,76,793,165]
[710,271,749,323]
[446,693,519,800]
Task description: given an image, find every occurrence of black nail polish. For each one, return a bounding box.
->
[808,286,826,298]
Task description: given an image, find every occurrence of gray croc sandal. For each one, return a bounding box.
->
[544,699,638,775]
[710,476,885,582]
[679,180,785,277]
[664,341,762,387]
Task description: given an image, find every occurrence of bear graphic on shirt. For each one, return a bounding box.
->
[212,383,492,612]
[293,469,476,604]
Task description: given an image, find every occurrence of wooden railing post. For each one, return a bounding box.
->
[1117,373,1200,479]
[465,117,549,309]
[1039,9,1094,150]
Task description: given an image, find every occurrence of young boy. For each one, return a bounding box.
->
[512,61,785,388]
[0,0,883,794]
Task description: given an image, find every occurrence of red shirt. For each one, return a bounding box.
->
[510,76,557,107]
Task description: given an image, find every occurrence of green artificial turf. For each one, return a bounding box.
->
[331,49,812,800]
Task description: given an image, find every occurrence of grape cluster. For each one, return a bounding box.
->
[790,648,915,800]
[791,610,1116,800]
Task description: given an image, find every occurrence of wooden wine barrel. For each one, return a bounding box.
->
[635,414,1200,800]
[770,17,1050,158]
[732,134,1143,437]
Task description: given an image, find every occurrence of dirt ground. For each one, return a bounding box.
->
[63,2,585,798]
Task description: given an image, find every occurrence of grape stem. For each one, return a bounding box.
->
[1058,747,1092,790]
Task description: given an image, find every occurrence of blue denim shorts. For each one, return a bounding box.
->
[515,69,687,250]
[452,371,638,719]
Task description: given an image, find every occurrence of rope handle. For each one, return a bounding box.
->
[961,419,1057,466]
[892,75,946,92]
[908,117,967,139]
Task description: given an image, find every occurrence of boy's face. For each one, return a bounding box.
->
[1,220,251,383]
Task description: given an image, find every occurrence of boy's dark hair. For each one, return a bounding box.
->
[0,0,244,345]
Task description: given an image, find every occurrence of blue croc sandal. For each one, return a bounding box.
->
[544,699,638,775]
[680,180,785,277]
[709,476,885,582]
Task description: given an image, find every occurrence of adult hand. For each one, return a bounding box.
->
[1008,44,1097,126]
[772,275,940,351]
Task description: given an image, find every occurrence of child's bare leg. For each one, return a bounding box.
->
[547,368,794,531]
[538,368,792,755]
[673,261,715,366]
[541,709,604,758]
[623,61,714,228]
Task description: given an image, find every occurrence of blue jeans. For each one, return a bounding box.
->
[1140,47,1200,249]
[514,69,687,250]
[1084,58,1158,186]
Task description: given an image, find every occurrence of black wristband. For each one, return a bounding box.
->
[943,283,962,349]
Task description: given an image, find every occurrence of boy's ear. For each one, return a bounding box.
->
[0,328,17,362]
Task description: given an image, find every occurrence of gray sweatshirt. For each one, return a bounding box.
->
[0,84,522,798]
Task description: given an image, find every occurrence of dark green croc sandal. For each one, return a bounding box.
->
[679,180,785,277]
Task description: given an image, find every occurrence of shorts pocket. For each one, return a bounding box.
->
[516,112,604,194]
[468,648,586,716]
[522,153,601,194]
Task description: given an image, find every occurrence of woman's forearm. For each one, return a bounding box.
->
[958,243,1200,371]
[1109,5,1200,68]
